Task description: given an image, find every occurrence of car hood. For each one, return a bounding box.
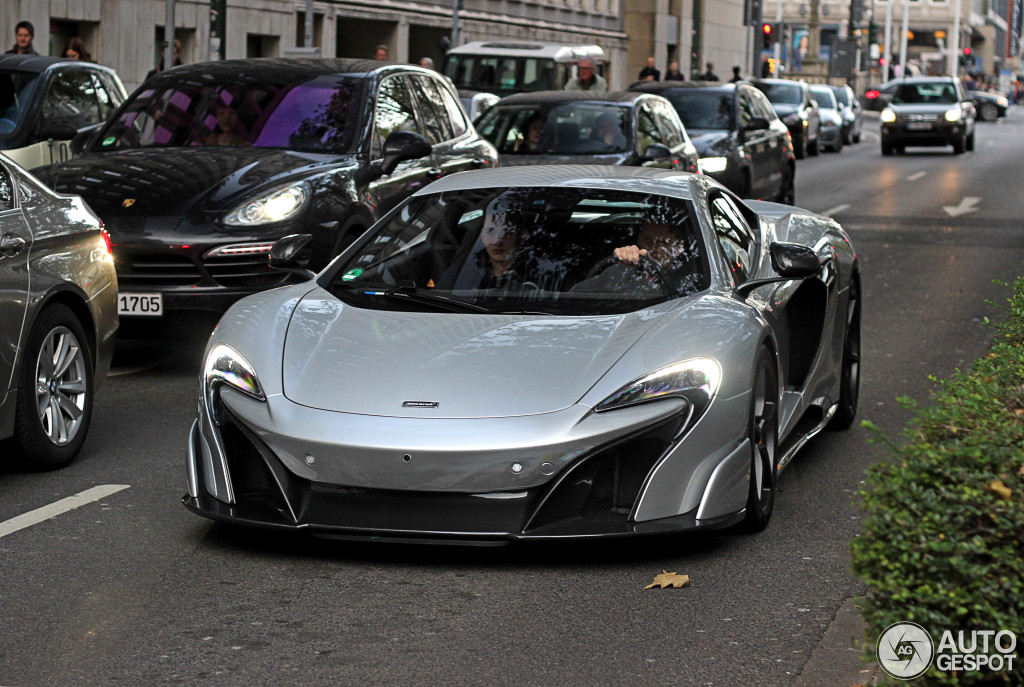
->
[34,146,351,219]
[499,153,633,167]
[771,103,802,117]
[281,287,672,418]
[689,130,733,156]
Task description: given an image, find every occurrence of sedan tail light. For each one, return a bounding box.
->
[865,90,880,100]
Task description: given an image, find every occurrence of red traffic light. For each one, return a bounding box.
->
[762,23,773,35]
[962,47,972,55]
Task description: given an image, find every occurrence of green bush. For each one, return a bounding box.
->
[851,276,1024,686]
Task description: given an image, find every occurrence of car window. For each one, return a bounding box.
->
[748,88,777,121]
[476,102,629,155]
[90,73,116,119]
[811,89,834,109]
[893,82,959,105]
[373,75,426,158]
[0,165,13,211]
[42,70,102,131]
[408,74,451,144]
[435,83,469,138]
[738,89,758,128]
[663,90,733,130]
[710,194,755,284]
[652,100,684,148]
[637,104,662,150]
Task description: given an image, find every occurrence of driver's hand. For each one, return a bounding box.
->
[613,245,648,265]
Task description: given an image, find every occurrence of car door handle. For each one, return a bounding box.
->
[471,158,488,169]
[0,232,26,257]
[425,168,443,180]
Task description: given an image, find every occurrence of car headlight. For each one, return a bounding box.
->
[944,107,962,122]
[880,109,896,123]
[595,358,722,424]
[699,157,729,174]
[204,344,265,422]
[224,183,309,226]
[997,97,1008,107]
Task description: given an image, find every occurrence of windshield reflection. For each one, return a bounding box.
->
[326,186,710,316]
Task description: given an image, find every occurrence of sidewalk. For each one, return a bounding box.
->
[794,597,880,687]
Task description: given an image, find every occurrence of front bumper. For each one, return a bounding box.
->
[184,388,750,542]
[881,120,964,147]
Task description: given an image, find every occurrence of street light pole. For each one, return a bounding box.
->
[883,0,892,79]
[949,0,961,76]
[164,0,175,72]
[451,0,461,48]
[899,0,909,77]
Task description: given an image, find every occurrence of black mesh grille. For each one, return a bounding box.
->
[115,252,202,286]
[204,254,290,288]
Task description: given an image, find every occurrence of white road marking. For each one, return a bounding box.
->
[821,204,851,217]
[943,196,982,217]
[906,171,927,181]
[0,485,130,539]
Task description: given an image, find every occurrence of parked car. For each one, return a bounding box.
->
[0,54,127,169]
[474,90,699,172]
[829,84,863,144]
[183,166,861,541]
[968,90,1008,121]
[809,84,843,152]
[33,58,497,324]
[753,78,820,158]
[863,80,897,112]
[879,77,976,155]
[0,153,118,469]
[628,80,795,203]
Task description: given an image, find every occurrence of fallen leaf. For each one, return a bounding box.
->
[986,479,1012,500]
[644,570,690,589]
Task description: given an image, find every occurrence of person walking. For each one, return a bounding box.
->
[564,58,607,93]
[638,56,660,82]
[700,62,719,81]
[664,61,684,81]
[6,20,38,55]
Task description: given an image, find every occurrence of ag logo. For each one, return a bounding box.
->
[877,621,934,680]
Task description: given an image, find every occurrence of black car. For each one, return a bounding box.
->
[628,80,795,203]
[474,90,699,173]
[0,55,127,169]
[33,58,498,322]
[879,77,976,155]
[969,90,1008,121]
[754,78,821,159]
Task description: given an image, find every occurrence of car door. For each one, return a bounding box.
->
[737,87,775,198]
[408,73,482,179]
[0,160,31,408]
[636,102,674,168]
[651,99,697,172]
[366,74,439,219]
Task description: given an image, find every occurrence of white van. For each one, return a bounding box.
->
[444,41,606,98]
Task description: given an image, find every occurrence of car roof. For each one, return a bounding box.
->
[145,57,428,84]
[412,166,699,200]
[628,80,739,94]
[0,53,119,75]
[493,90,650,106]
[446,41,605,61]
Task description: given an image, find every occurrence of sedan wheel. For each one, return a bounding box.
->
[828,279,861,431]
[739,348,779,533]
[12,304,94,470]
[979,102,998,122]
[793,132,806,159]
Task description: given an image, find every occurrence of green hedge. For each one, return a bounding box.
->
[851,275,1024,686]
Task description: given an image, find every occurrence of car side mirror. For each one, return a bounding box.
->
[641,143,672,161]
[735,242,821,298]
[269,233,316,280]
[37,120,79,141]
[70,122,103,156]
[380,131,432,176]
[743,117,770,131]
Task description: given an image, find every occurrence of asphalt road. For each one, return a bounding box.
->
[3,109,1024,687]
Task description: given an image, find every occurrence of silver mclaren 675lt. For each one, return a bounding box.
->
[183,166,860,542]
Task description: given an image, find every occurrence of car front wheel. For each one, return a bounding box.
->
[979,102,998,121]
[739,348,779,533]
[828,278,860,431]
[11,304,94,470]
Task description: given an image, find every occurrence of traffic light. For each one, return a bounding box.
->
[762,23,774,49]
[960,46,973,67]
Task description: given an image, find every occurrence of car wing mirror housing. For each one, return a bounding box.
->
[269,233,316,280]
[380,131,432,176]
[70,122,103,156]
[641,143,672,161]
[736,242,821,298]
[37,120,79,142]
[743,116,770,132]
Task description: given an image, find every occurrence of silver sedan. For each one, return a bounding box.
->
[184,166,860,542]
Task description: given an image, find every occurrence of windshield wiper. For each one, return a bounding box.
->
[375,282,491,314]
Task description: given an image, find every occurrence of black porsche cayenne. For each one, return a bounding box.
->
[34,58,497,323]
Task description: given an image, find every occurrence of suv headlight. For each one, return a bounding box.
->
[944,106,962,122]
[595,358,722,422]
[880,108,896,123]
[224,183,309,226]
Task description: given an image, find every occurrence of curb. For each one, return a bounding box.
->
[794,596,880,687]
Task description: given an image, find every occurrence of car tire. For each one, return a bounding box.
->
[776,166,795,205]
[979,102,998,122]
[11,304,94,470]
[808,135,820,156]
[852,130,861,144]
[966,131,975,152]
[828,277,860,431]
[833,135,843,153]
[953,133,966,154]
[881,140,893,156]
[739,170,752,198]
[793,132,806,159]
[738,347,779,533]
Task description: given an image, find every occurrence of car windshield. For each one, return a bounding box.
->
[444,56,568,96]
[892,82,958,105]
[476,102,631,155]
[832,88,851,107]
[0,69,41,148]
[759,82,803,105]
[662,90,733,130]
[92,74,365,153]
[811,90,834,109]
[326,186,709,316]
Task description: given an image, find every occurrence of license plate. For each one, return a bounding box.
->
[117,293,163,317]
[906,122,933,131]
